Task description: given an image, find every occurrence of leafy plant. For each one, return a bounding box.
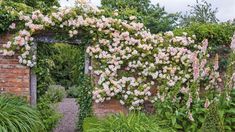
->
[77,76,93,131]
[0,94,44,132]
[154,97,207,131]
[43,85,66,103]
[67,85,80,98]
[37,95,62,131]
[83,112,173,132]
[201,102,224,132]
[35,44,56,98]
[0,0,59,33]
[174,22,235,70]
[49,43,85,88]
[220,88,235,131]
[101,0,178,33]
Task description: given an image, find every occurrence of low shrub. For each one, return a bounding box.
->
[43,85,66,103]
[0,94,44,132]
[37,97,61,132]
[67,85,80,98]
[83,112,173,132]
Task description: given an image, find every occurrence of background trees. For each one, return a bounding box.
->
[179,0,219,26]
[101,0,178,33]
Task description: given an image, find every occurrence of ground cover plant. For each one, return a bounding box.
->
[0,95,45,132]
[83,112,174,132]
[37,95,62,132]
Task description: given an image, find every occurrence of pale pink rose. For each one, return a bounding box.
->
[32,14,38,20]
[9,23,16,29]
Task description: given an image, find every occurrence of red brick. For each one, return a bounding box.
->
[0,33,30,99]
[92,99,128,118]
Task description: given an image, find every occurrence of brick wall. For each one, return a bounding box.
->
[0,33,30,98]
[93,99,128,117]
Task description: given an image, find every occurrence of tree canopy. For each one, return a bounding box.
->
[101,0,178,33]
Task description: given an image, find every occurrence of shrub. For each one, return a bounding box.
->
[174,22,235,70]
[174,23,235,49]
[67,85,80,98]
[37,97,61,132]
[43,85,66,103]
[49,44,85,89]
[0,94,44,132]
[83,113,173,132]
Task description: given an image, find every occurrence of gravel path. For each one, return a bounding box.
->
[53,98,79,132]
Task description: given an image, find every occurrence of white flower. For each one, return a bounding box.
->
[120,100,125,105]
[9,23,16,29]
[129,16,137,20]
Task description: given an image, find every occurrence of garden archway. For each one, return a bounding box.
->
[0,30,90,105]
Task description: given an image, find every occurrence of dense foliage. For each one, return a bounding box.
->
[101,0,178,33]
[35,44,56,97]
[174,22,235,70]
[222,88,235,131]
[43,85,66,103]
[0,1,32,33]
[37,95,61,131]
[0,95,44,132]
[77,76,93,131]
[0,0,59,33]
[83,112,172,132]
[36,43,84,97]
[48,44,85,88]
[201,102,224,132]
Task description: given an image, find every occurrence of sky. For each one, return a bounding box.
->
[59,0,235,22]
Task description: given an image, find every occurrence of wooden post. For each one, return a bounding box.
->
[30,69,37,106]
[30,42,37,106]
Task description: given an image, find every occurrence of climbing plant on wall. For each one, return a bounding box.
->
[1,1,221,114]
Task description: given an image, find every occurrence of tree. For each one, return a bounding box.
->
[180,0,218,26]
[101,0,178,33]
[4,0,60,10]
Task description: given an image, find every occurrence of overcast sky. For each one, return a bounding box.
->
[59,0,235,22]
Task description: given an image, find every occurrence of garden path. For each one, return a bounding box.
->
[53,98,79,132]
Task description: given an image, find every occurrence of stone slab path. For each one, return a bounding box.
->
[53,98,79,132]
